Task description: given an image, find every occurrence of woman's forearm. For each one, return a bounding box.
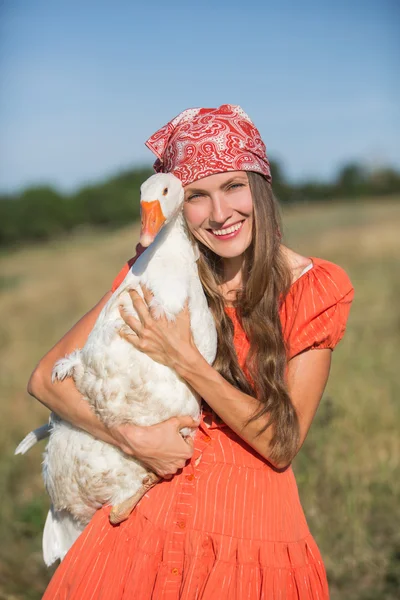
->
[26,291,137,452]
[28,366,197,476]
[173,346,284,467]
[28,368,126,448]
[175,344,332,469]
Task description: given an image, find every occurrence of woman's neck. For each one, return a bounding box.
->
[220,255,244,303]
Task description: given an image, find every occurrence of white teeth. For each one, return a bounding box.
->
[212,222,243,236]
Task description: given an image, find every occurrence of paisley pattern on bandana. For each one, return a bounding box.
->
[145,104,272,186]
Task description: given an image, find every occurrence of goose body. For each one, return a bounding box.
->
[20,174,217,565]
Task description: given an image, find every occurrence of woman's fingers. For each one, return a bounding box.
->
[119,328,141,349]
[141,285,154,307]
[118,287,153,339]
[182,438,194,460]
[176,415,200,431]
[185,435,195,446]
[118,298,143,339]
[128,289,151,326]
[119,310,142,335]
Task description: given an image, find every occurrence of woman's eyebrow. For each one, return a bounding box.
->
[185,186,207,196]
[185,176,247,196]
[220,176,247,189]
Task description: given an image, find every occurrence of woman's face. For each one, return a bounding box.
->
[183,171,253,259]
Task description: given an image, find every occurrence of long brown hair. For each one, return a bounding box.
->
[189,171,300,465]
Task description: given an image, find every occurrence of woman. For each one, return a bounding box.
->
[32,104,354,599]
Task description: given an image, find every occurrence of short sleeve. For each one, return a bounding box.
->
[110,244,146,292]
[281,258,354,360]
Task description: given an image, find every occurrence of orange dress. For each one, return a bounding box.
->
[42,256,354,600]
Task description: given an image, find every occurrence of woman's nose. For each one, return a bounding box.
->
[209,195,232,226]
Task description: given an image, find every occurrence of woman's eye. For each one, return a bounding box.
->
[186,184,244,201]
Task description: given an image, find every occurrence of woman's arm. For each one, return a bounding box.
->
[28,292,116,443]
[120,289,332,469]
[28,292,197,477]
[176,347,331,468]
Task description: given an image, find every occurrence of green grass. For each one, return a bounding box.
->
[1,198,399,599]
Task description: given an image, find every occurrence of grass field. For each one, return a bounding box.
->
[1,198,399,599]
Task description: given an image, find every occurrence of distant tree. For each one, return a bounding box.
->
[294,181,336,203]
[269,159,293,204]
[337,163,367,188]
[269,159,285,186]
[368,167,400,195]
[334,163,369,198]
[334,162,400,198]
[13,186,68,242]
[108,167,153,189]
[0,196,21,245]
[71,167,153,228]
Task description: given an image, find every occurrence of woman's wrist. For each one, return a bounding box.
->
[173,342,203,379]
[109,422,144,456]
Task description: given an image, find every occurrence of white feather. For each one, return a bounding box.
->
[43,506,84,567]
[15,423,51,455]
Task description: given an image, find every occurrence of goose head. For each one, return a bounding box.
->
[139,173,184,247]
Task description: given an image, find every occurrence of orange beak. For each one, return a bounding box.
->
[139,200,166,247]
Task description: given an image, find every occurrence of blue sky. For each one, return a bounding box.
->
[0,0,399,193]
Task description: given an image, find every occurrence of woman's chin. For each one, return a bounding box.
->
[208,237,252,259]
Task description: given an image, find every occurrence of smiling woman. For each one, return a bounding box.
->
[34,104,354,599]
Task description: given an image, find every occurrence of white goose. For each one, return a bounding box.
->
[17,173,217,566]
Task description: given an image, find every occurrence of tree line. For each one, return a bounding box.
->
[1,161,399,247]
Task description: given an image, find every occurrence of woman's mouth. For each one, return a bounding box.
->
[208,220,244,240]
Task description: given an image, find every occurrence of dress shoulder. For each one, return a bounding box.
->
[280,257,354,360]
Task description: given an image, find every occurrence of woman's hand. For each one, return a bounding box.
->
[118,287,197,370]
[111,416,199,478]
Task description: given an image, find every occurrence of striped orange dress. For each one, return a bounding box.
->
[42,256,354,599]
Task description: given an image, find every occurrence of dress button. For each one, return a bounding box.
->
[185,474,194,481]
[177,521,186,529]
[171,568,179,575]
[201,435,211,443]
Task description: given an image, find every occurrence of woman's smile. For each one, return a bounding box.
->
[207,219,245,240]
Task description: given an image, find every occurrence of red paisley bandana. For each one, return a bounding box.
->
[145,104,272,186]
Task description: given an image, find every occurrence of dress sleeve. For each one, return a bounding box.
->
[110,243,146,292]
[282,259,354,360]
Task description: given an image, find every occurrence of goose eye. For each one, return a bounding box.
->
[162,187,168,196]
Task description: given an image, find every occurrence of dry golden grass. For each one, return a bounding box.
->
[1,198,399,598]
